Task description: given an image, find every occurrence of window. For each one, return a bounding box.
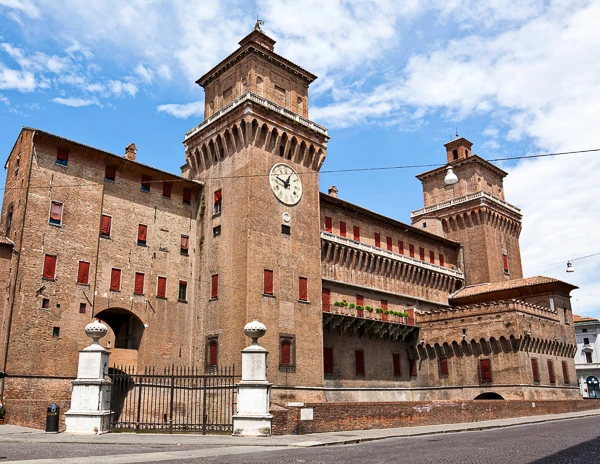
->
[479,359,492,382]
[137,224,147,246]
[548,360,556,384]
[299,277,308,301]
[134,272,144,295]
[439,254,445,267]
[531,358,540,383]
[180,235,189,255]
[409,244,415,258]
[582,328,588,333]
[77,261,90,285]
[280,335,295,371]
[419,247,425,261]
[409,359,417,377]
[398,240,404,254]
[381,299,388,311]
[586,352,593,363]
[105,165,116,182]
[325,216,332,232]
[110,268,121,291]
[56,147,69,166]
[353,226,360,241]
[339,221,346,237]
[281,224,291,235]
[429,250,435,264]
[213,225,221,237]
[141,175,151,192]
[502,253,509,274]
[264,269,274,295]
[183,188,192,204]
[213,189,222,215]
[42,298,50,310]
[14,157,19,177]
[562,361,570,384]
[322,288,330,312]
[43,255,57,280]
[356,295,364,306]
[208,340,218,367]
[393,353,401,377]
[439,356,449,376]
[386,236,392,251]
[100,214,112,237]
[163,182,172,198]
[323,347,333,374]
[584,337,590,345]
[178,280,187,302]
[49,201,63,226]
[6,203,13,235]
[281,340,292,366]
[355,350,365,376]
[452,149,458,160]
[79,302,86,314]
[52,327,60,337]
[375,233,381,248]
[157,276,167,298]
[210,274,218,299]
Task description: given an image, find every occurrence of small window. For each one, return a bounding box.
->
[324,216,332,232]
[381,299,388,311]
[353,226,360,241]
[213,225,221,237]
[134,272,145,295]
[183,188,192,204]
[398,240,404,254]
[356,294,364,306]
[323,347,333,374]
[502,253,509,274]
[281,340,292,366]
[208,340,218,367]
[264,269,274,295]
[178,280,187,302]
[439,254,445,267]
[452,149,458,160]
[52,327,60,337]
[375,233,381,248]
[43,255,57,280]
[77,261,90,285]
[582,328,588,333]
[6,203,13,235]
[439,356,449,376]
[409,359,417,377]
[42,298,50,310]
[479,359,492,382]
[339,221,346,237]
[100,214,112,237]
[299,277,308,301]
[79,302,86,314]
[393,353,401,377]
[322,288,330,312]
[56,147,69,166]
[429,250,435,264]
[562,361,570,384]
[409,244,415,258]
[386,236,392,251]
[281,224,291,235]
[213,189,222,215]
[210,274,218,299]
[280,335,295,371]
[180,235,189,255]
[49,201,63,226]
[137,224,148,246]
[141,175,151,192]
[157,276,167,299]
[419,247,425,261]
[547,360,556,384]
[162,182,172,198]
[585,352,593,363]
[110,268,121,291]
[105,165,116,182]
[355,350,365,376]
[584,337,590,345]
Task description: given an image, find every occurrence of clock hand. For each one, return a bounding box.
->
[285,174,292,187]
[276,176,288,187]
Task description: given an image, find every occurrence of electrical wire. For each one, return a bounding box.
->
[525,252,600,271]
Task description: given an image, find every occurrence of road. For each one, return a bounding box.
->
[1,415,599,463]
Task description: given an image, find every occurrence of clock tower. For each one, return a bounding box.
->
[183,24,329,391]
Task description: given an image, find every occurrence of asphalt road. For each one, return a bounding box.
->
[2,415,599,463]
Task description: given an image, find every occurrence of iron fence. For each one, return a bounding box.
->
[109,365,238,434]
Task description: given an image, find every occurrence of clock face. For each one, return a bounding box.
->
[269,163,302,206]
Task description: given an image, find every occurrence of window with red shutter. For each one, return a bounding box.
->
[429,250,435,264]
[105,165,116,181]
[386,236,392,251]
[381,299,388,311]
[409,359,418,377]
[356,295,364,306]
[323,347,333,374]
[49,201,63,225]
[134,272,145,294]
[213,189,222,214]
[264,269,274,295]
[183,189,192,204]
[439,254,445,267]
[406,308,415,325]
[339,221,346,237]
[137,224,147,245]
[281,341,291,366]
[56,147,69,166]
[479,359,492,382]
[208,341,218,366]
[398,240,404,254]
[211,274,219,299]
[355,350,365,376]
[43,255,57,280]
[562,361,570,384]
[409,244,415,257]
[163,182,172,198]
[439,356,449,376]
[322,288,330,312]
[393,353,401,377]
[353,226,360,241]
[531,358,540,382]
[419,247,425,261]
[110,268,121,291]
[77,261,90,285]
[100,215,112,237]
[141,175,151,192]
[157,276,167,298]
[503,253,509,274]
[375,233,381,248]
[325,216,332,232]
[548,360,556,384]
[180,235,189,255]
[299,277,308,301]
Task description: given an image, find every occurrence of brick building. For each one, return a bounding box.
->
[0,25,580,428]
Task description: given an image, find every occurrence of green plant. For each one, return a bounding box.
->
[356,305,364,311]
[375,307,383,314]
[199,193,206,216]
[334,301,341,307]
[365,306,373,312]
[384,310,391,315]
[349,303,356,309]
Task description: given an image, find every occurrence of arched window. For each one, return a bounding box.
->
[279,335,295,371]
[208,340,218,366]
[256,76,264,96]
[452,149,459,160]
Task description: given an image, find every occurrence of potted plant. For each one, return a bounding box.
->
[383,310,391,322]
[365,306,374,318]
[356,305,364,318]
[0,403,5,425]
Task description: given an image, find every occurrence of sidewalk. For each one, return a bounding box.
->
[1,408,599,448]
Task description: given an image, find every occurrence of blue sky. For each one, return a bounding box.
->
[1,0,599,318]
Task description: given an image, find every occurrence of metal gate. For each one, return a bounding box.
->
[108,365,238,434]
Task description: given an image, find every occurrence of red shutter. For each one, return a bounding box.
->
[353,226,360,241]
[299,277,308,301]
[409,244,415,257]
[439,254,445,267]
[50,202,63,223]
[410,359,417,377]
[134,272,144,294]
[323,347,333,374]
[322,288,330,312]
[406,308,415,325]
[110,268,121,291]
[386,236,392,251]
[548,360,555,383]
[157,276,167,298]
[57,147,69,161]
[77,261,90,285]
[381,299,388,311]
[211,274,219,299]
[356,295,364,306]
[419,247,425,261]
[430,250,435,264]
[439,356,449,375]
[105,165,116,180]
[339,221,346,237]
[141,175,151,191]
[163,182,172,198]
[355,351,365,375]
[503,254,509,272]
[393,353,401,377]
[480,359,492,382]
[264,269,274,295]
[281,341,291,365]
[562,361,570,384]
[43,255,57,280]
[183,189,192,203]
[214,189,222,203]
[138,224,147,243]
[531,358,540,382]
[375,233,381,247]
[325,216,332,232]
[181,235,189,252]
[209,342,218,366]
[100,215,111,236]
[398,240,404,254]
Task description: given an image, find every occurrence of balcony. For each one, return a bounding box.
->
[410,191,522,219]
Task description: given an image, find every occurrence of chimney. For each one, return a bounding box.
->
[328,186,338,198]
[125,143,137,161]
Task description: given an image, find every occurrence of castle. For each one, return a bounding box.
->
[0,25,580,429]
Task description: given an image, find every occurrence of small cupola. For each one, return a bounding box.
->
[125,143,137,161]
[444,137,473,163]
[328,186,338,198]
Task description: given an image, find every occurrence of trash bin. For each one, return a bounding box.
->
[45,403,59,433]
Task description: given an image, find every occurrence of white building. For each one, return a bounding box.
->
[574,315,600,398]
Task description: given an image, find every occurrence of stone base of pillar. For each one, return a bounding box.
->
[232,414,273,437]
[64,410,112,435]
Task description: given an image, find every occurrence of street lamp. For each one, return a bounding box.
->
[444,166,458,185]
[566,261,574,273]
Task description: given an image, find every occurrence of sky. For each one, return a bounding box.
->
[0,0,598,319]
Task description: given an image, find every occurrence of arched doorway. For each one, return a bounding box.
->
[95,308,145,350]
[587,376,600,398]
[474,392,505,400]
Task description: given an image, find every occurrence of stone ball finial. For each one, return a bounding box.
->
[244,319,266,345]
[85,319,108,345]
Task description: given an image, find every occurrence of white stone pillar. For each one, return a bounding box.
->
[65,320,112,435]
[232,320,272,437]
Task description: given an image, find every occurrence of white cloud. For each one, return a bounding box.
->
[0,64,36,91]
[107,79,138,97]
[157,100,204,119]
[135,64,153,84]
[0,0,40,18]
[0,92,9,104]
[52,96,102,107]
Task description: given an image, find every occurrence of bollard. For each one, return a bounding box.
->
[45,403,59,433]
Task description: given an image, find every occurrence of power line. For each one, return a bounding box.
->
[525,252,600,271]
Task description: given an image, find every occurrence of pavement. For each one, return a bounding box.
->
[1,408,600,448]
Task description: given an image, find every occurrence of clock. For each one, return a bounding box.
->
[269,163,302,206]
